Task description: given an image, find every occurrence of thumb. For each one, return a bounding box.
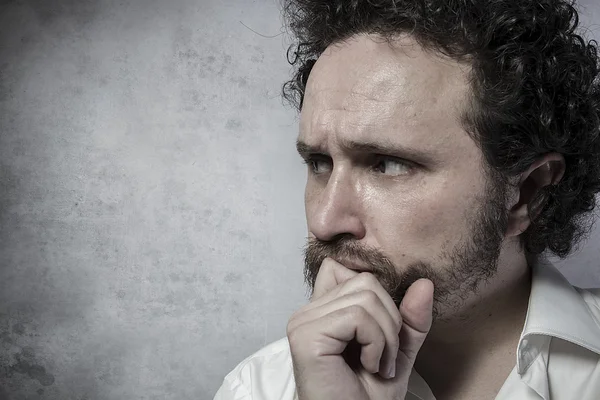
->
[397,279,434,361]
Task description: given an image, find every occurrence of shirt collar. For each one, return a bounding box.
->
[517,255,600,375]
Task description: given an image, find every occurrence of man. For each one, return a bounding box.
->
[214,0,600,399]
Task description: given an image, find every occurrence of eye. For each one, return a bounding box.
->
[373,157,412,176]
[302,155,414,177]
[302,156,332,174]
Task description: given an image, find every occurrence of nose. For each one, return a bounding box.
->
[307,168,366,242]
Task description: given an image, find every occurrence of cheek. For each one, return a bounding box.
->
[368,185,475,257]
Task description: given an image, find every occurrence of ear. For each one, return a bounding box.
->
[505,153,566,238]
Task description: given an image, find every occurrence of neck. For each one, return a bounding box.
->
[414,250,533,398]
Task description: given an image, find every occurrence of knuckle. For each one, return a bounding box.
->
[290,304,309,321]
[345,304,369,321]
[372,330,386,350]
[286,309,306,336]
[286,324,305,349]
[286,319,296,337]
[286,313,297,331]
[359,290,380,307]
[357,272,379,287]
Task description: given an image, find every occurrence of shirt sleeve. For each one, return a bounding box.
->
[213,375,252,400]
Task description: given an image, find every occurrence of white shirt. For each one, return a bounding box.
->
[214,258,600,399]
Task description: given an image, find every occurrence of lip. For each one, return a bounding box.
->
[335,258,372,273]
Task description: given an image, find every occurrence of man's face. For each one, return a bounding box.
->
[299,34,511,322]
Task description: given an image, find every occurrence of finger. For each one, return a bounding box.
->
[312,257,359,300]
[304,272,402,377]
[308,272,402,333]
[291,305,386,374]
[290,290,401,337]
[343,273,402,336]
[288,290,400,378]
[397,279,434,361]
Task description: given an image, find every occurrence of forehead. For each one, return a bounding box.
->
[299,34,475,155]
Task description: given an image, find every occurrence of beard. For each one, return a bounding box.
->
[302,172,510,323]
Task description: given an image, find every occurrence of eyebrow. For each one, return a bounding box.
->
[296,138,438,166]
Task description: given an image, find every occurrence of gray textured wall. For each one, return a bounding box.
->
[0,1,598,399]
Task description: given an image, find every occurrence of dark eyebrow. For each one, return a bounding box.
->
[296,138,438,166]
[296,140,318,158]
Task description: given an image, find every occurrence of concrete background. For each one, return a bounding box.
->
[0,0,598,399]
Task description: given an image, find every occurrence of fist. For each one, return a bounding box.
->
[287,257,434,400]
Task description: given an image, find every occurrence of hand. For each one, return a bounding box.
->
[287,257,434,400]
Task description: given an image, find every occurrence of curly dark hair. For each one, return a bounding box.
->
[281,0,600,259]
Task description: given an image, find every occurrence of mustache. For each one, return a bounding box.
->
[303,235,395,273]
[302,235,440,310]
[302,235,404,299]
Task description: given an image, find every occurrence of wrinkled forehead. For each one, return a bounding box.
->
[299,34,475,152]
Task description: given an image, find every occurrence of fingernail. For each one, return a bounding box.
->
[388,363,396,379]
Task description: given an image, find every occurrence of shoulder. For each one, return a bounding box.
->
[228,336,293,379]
[215,337,296,400]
